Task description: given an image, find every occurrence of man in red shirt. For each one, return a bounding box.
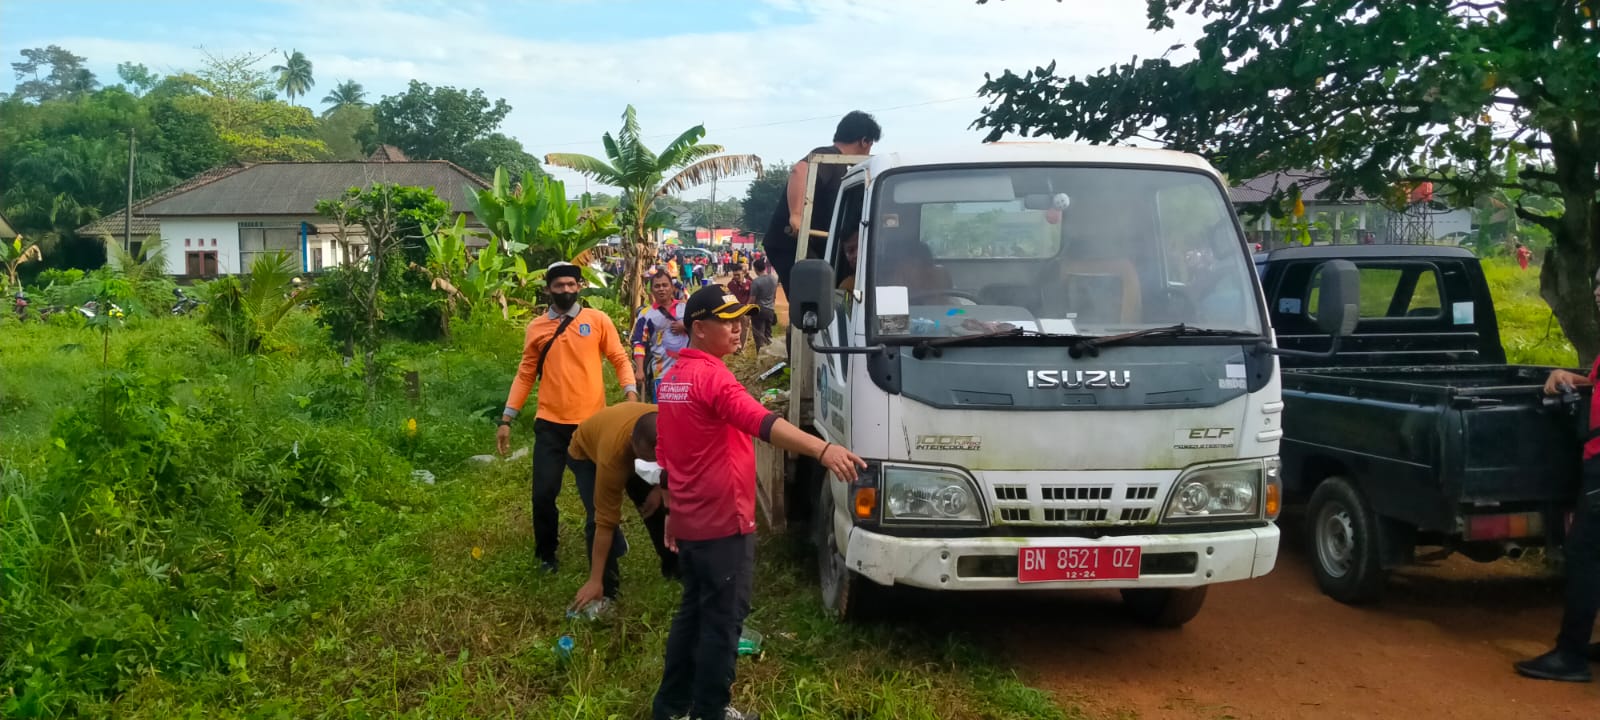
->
[651,284,864,720]
[1516,265,1600,682]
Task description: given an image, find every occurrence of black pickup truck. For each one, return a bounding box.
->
[1255,245,1584,604]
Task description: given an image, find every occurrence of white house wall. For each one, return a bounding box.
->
[161,218,244,275]
[159,216,329,276]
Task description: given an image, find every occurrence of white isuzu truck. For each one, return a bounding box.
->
[767,142,1357,626]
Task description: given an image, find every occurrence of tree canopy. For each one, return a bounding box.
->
[271,50,315,106]
[367,80,543,178]
[741,162,790,235]
[973,0,1600,360]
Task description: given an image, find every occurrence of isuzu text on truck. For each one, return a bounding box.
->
[762,143,1358,625]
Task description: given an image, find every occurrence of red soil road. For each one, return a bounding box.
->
[994,532,1600,719]
[883,527,1598,719]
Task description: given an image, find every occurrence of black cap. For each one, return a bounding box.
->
[546,261,582,283]
[685,284,757,329]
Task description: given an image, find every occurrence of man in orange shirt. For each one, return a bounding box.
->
[497,262,637,573]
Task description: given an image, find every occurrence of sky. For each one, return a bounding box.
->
[0,0,1204,202]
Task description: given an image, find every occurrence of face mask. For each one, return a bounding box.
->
[634,459,663,486]
[550,291,579,310]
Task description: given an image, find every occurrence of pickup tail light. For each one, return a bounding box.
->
[1465,512,1543,541]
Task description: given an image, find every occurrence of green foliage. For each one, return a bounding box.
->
[313,104,374,160]
[973,0,1600,357]
[269,49,314,106]
[742,161,791,233]
[545,105,761,311]
[366,80,543,178]
[9,45,97,102]
[198,251,307,355]
[319,79,366,115]
[3,236,44,290]
[1484,256,1578,366]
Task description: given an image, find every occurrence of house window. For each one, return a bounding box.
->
[186,251,219,278]
[185,238,192,247]
[238,223,305,272]
[312,248,324,271]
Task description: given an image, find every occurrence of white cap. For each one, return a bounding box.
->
[634,459,664,486]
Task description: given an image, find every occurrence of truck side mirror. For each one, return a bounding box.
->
[1314,259,1360,338]
[788,259,836,333]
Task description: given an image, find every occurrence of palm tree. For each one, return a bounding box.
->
[321,80,367,114]
[271,50,314,106]
[545,105,760,311]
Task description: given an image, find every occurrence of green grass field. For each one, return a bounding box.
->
[0,311,1071,719]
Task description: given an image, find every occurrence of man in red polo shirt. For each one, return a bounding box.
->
[651,284,864,720]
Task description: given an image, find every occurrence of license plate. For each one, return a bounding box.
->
[1017,546,1141,583]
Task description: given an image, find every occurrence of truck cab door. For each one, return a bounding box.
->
[814,180,865,445]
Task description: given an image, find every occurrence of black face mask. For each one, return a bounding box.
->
[550,291,579,311]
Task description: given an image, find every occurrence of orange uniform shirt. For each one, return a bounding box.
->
[504,305,636,425]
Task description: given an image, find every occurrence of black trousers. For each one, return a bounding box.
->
[1556,459,1600,656]
[652,532,755,720]
[531,419,580,563]
[571,459,678,597]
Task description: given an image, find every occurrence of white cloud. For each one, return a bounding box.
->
[4,0,1206,202]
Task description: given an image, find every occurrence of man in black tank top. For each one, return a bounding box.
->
[763,111,882,293]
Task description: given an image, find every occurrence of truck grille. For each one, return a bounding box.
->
[990,480,1163,526]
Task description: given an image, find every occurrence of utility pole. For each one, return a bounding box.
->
[124,128,136,254]
[708,177,716,248]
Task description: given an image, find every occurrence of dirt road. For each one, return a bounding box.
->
[993,529,1597,719]
[878,527,1596,719]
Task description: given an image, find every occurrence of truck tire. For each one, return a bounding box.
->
[1307,476,1388,604]
[814,481,882,622]
[1120,587,1208,628]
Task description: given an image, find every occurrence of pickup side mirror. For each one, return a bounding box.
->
[1314,259,1360,338]
[788,259,835,333]
[1260,259,1361,360]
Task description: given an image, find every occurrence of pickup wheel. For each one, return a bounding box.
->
[1120,587,1208,628]
[1307,476,1389,604]
[814,481,883,622]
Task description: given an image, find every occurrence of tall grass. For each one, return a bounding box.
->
[1482,257,1579,367]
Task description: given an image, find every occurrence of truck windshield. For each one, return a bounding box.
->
[867,166,1262,340]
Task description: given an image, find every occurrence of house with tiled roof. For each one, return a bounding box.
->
[1,210,18,240]
[77,152,490,278]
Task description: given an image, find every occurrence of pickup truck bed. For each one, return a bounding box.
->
[1282,364,1581,530]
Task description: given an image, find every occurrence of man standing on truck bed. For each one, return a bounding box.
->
[497,262,638,574]
[1515,267,1600,683]
[762,110,881,294]
[650,284,866,720]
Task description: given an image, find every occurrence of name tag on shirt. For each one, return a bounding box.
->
[657,382,691,403]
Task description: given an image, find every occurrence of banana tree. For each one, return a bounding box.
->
[545,105,760,311]
[465,168,548,256]
[3,236,43,291]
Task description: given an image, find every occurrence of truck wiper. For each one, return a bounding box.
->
[910,326,1089,359]
[1071,324,1260,358]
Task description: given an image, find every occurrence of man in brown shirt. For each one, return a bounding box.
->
[566,401,677,612]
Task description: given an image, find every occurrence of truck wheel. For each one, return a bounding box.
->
[1307,476,1388,604]
[1120,587,1208,627]
[814,481,882,622]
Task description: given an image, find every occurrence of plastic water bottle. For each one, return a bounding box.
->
[556,635,575,660]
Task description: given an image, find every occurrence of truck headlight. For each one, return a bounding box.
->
[881,464,985,525]
[1163,460,1268,522]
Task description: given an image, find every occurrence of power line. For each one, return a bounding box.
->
[536,93,980,150]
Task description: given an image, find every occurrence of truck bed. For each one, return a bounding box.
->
[1280,364,1582,530]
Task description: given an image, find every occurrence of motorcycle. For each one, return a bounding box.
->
[171,287,201,316]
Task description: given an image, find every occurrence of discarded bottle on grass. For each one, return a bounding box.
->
[556,634,575,659]
[566,597,611,621]
[736,627,763,657]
